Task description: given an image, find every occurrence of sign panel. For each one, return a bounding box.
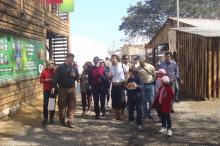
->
[0,34,44,83]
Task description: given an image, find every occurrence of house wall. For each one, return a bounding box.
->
[176,31,220,99]
[0,0,69,116]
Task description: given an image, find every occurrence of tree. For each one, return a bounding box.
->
[119,0,220,38]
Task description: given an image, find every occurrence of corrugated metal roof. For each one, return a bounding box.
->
[170,17,220,37]
[170,17,220,29]
[172,27,220,37]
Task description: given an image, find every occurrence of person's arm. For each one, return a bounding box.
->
[74,67,80,82]
[39,70,45,84]
[51,67,60,94]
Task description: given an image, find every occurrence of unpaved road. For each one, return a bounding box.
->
[0,96,220,146]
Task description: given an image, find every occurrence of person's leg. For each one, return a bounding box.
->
[66,87,76,127]
[86,89,92,112]
[81,92,86,113]
[42,90,50,124]
[141,85,147,118]
[136,93,143,126]
[100,88,106,116]
[161,113,166,129]
[166,113,172,129]
[127,96,135,122]
[92,89,100,118]
[49,92,56,123]
[58,88,67,125]
[146,83,155,118]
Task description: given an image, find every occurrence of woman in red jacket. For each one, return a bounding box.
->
[40,60,55,125]
[157,75,174,136]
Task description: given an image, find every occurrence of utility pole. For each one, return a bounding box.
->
[177,0,180,28]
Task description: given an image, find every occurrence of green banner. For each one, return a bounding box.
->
[0,34,44,84]
[60,0,74,12]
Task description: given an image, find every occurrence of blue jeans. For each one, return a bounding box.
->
[141,83,155,118]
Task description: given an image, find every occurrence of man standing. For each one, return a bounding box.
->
[159,51,180,112]
[52,53,79,128]
[89,56,107,119]
[109,54,128,120]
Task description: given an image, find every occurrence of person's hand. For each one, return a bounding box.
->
[180,80,183,84]
[45,78,52,82]
[51,88,55,94]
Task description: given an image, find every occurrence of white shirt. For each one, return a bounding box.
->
[110,63,127,82]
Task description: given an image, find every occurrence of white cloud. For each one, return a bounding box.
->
[70,35,108,73]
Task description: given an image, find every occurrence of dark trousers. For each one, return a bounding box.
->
[92,87,106,116]
[161,112,172,129]
[106,88,110,103]
[43,90,55,120]
[81,89,92,112]
[127,93,142,125]
[111,84,126,109]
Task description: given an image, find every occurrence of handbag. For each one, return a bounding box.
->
[48,95,56,111]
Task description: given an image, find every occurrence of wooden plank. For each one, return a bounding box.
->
[217,38,220,98]
[208,38,212,99]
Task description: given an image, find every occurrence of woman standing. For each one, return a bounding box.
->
[40,60,56,125]
[80,62,93,116]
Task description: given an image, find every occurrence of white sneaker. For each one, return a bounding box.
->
[159,128,167,134]
[107,102,111,108]
[137,125,143,129]
[129,121,134,126]
[167,129,172,136]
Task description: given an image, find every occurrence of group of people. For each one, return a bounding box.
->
[40,51,182,136]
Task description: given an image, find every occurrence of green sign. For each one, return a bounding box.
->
[60,0,74,12]
[0,34,44,84]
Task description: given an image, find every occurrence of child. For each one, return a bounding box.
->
[153,69,166,120]
[157,75,174,136]
[126,68,143,129]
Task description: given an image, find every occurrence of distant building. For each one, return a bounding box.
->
[121,44,145,61]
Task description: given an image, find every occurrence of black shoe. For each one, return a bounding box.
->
[175,99,180,102]
[50,118,54,124]
[42,119,48,125]
[60,119,65,126]
[147,115,153,119]
[95,115,100,119]
[67,121,74,128]
[101,113,106,117]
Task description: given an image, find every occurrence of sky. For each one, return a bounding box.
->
[69,0,139,70]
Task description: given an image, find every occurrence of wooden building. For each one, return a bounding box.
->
[145,17,220,99]
[0,0,70,117]
[175,27,220,100]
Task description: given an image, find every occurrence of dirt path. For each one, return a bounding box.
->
[0,95,220,146]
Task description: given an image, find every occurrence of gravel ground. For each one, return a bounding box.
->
[0,95,220,146]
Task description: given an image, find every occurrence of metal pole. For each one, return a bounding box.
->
[177,0,179,28]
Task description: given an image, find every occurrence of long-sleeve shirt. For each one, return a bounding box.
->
[80,70,90,93]
[88,66,106,88]
[40,68,55,91]
[126,76,141,97]
[158,85,174,113]
[159,60,179,82]
[53,63,79,88]
[109,63,127,83]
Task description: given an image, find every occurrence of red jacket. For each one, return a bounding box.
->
[157,84,174,113]
[89,66,105,87]
[40,68,55,91]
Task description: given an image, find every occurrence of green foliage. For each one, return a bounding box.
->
[119,0,220,38]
